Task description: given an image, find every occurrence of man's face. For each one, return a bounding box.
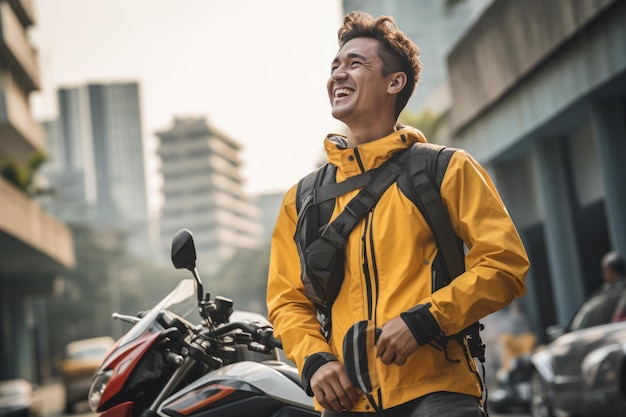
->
[327,37,394,125]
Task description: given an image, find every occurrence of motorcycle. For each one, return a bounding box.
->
[88,228,318,417]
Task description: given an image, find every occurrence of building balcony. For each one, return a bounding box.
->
[0,176,75,291]
[0,68,44,163]
[0,1,40,92]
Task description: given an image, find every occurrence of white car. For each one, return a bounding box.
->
[0,379,41,417]
[530,282,626,417]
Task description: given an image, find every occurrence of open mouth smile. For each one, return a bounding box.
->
[334,87,354,98]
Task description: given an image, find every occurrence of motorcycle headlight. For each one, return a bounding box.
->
[88,369,113,411]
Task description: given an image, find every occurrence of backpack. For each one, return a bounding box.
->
[294,140,485,363]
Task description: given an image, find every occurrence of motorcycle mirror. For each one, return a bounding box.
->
[171,229,206,312]
[171,229,197,270]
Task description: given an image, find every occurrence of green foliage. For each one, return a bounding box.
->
[45,224,126,357]
[398,109,443,141]
[0,150,53,196]
[206,244,272,316]
[43,224,179,363]
[133,259,188,311]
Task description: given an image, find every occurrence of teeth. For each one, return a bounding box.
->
[335,88,353,98]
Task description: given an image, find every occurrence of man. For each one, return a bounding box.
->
[266,11,529,416]
[600,251,626,290]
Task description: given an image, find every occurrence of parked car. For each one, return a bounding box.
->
[530,282,626,417]
[61,336,115,413]
[0,379,41,417]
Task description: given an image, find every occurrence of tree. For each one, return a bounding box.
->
[207,244,272,315]
[44,224,138,360]
[399,109,443,141]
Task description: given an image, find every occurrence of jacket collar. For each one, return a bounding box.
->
[324,126,427,175]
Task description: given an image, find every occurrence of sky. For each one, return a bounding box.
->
[30,0,346,196]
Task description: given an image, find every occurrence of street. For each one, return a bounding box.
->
[38,381,530,417]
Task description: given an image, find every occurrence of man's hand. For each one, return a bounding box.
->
[310,361,362,412]
[376,317,420,365]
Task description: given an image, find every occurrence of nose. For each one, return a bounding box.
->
[330,66,348,82]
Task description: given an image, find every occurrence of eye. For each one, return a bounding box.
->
[350,60,362,67]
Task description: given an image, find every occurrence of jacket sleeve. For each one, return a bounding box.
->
[424,151,530,336]
[266,185,335,376]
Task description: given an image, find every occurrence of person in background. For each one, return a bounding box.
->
[266,11,529,416]
[600,251,626,290]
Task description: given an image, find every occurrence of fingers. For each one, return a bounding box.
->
[377,344,408,365]
[311,362,362,412]
[376,318,420,366]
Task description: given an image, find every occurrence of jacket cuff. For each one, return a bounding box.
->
[400,303,444,346]
[301,352,338,396]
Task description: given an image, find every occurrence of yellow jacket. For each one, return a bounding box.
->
[266,127,529,411]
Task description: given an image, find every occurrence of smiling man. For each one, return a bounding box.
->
[267,11,529,417]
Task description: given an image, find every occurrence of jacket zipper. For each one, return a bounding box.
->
[354,146,385,410]
[362,210,384,411]
[363,202,383,410]
[368,210,380,325]
[353,148,366,172]
[368,210,384,410]
[353,147,373,320]
[362,215,374,320]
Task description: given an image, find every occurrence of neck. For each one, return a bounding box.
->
[346,121,397,147]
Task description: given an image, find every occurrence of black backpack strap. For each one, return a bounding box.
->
[294,150,408,339]
[313,171,373,204]
[398,143,486,366]
[320,148,409,246]
[413,144,464,282]
[295,163,337,274]
[296,163,335,214]
[398,143,462,288]
[296,165,373,213]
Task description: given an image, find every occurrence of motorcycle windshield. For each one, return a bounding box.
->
[117,279,200,347]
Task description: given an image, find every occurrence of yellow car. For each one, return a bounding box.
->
[61,337,114,413]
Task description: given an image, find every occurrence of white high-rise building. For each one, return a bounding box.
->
[42,82,152,259]
[156,117,262,275]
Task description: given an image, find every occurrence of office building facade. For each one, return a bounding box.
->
[446,0,626,336]
[43,82,153,259]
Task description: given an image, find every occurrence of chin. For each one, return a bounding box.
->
[331,107,352,123]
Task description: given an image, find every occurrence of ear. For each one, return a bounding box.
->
[387,72,407,95]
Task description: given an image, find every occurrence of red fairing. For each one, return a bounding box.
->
[99,332,162,407]
[100,401,134,417]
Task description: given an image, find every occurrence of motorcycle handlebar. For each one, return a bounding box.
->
[214,321,282,350]
[266,334,283,350]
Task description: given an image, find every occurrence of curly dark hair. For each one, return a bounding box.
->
[337,11,421,118]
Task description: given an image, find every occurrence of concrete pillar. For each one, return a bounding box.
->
[590,98,626,256]
[533,139,586,324]
[518,260,542,334]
